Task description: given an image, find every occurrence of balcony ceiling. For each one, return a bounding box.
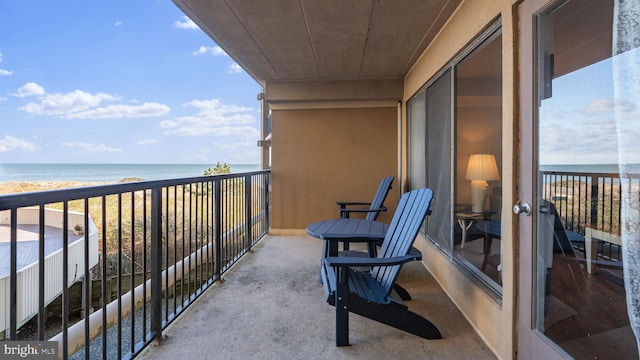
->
[172,0,463,84]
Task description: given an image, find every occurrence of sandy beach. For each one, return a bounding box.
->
[0,181,114,195]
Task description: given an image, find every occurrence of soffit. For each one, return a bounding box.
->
[173,0,463,84]
[552,0,613,78]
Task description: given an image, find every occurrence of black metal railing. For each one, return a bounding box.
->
[540,170,639,262]
[0,170,270,359]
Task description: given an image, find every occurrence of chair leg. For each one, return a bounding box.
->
[319,241,328,284]
[367,242,377,257]
[336,267,350,346]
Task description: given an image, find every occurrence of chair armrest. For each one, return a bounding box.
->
[320,233,384,243]
[339,207,387,214]
[325,247,422,267]
[336,201,372,207]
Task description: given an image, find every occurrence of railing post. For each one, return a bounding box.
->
[38,206,45,340]
[62,202,69,359]
[265,172,270,230]
[9,208,17,340]
[215,179,222,280]
[150,187,163,341]
[245,174,253,252]
[590,175,599,230]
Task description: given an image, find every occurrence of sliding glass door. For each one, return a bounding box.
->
[519,0,640,358]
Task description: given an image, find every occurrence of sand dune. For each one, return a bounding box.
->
[0,181,112,195]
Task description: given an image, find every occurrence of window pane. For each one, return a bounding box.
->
[408,92,426,190]
[453,30,503,289]
[425,70,453,250]
[406,21,503,294]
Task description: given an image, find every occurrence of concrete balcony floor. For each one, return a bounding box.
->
[137,235,497,360]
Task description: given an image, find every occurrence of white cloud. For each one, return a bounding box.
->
[193,46,227,56]
[160,98,258,138]
[168,124,260,137]
[66,102,170,119]
[0,136,36,152]
[20,89,119,116]
[137,138,159,145]
[187,99,253,118]
[538,97,640,164]
[114,21,123,27]
[62,142,121,153]
[541,120,616,155]
[584,97,636,115]
[15,82,46,97]
[159,119,178,128]
[172,16,198,30]
[228,63,243,74]
[15,83,170,120]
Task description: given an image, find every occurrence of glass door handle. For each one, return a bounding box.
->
[513,202,532,216]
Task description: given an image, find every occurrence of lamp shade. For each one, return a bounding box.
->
[465,154,500,181]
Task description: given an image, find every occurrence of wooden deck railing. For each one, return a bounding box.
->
[540,170,639,262]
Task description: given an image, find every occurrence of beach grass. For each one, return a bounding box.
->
[0,180,112,194]
[0,179,250,279]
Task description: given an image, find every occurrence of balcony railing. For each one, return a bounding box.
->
[0,170,270,359]
[541,170,638,263]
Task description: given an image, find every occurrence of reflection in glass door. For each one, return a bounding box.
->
[529,0,640,358]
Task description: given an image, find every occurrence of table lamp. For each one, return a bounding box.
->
[465,154,500,212]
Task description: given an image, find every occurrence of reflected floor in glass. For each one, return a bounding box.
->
[543,252,636,359]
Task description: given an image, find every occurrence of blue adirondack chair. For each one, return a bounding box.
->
[321,188,442,346]
[335,175,393,254]
[336,175,394,221]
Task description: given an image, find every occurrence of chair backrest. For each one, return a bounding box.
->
[366,175,394,221]
[542,200,583,256]
[538,200,582,271]
[372,188,434,296]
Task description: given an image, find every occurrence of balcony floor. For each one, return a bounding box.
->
[137,235,496,360]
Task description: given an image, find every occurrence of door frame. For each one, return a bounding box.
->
[517,0,572,358]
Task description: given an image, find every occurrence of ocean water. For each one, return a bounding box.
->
[0,163,261,182]
[540,163,640,174]
[1,163,636,183]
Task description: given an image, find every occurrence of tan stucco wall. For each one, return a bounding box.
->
[269,107,399,232]
[404,1,518,359]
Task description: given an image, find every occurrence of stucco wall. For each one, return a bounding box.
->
[270,107,398,232]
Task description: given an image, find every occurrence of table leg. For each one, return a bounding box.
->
[320,240,340,283]
[481,234,493,270]
[328,240,339,257]
[585,230,598,274]
[457,218,474,248]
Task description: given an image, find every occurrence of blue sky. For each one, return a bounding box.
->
[539,51,640,165]
[0,1,262,164]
